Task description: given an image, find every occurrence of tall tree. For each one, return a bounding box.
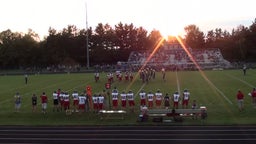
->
[147,29,163,50]
[0,29,40,68]
[184,24,205,49]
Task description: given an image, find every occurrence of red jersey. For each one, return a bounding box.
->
[57,89,61,97]
[41,95,48,103]
[251,90,256,98]
[237,91,244,100]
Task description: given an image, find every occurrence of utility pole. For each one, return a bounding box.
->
[86,2,89,69]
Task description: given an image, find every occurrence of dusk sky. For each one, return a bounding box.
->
[1,0,255,40]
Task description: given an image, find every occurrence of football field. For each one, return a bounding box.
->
[0,69,256,125]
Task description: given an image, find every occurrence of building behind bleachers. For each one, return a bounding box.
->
[127,42,233,71]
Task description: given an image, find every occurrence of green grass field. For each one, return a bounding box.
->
[0,69,256,125]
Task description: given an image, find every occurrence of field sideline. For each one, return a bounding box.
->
[0,69,256,125]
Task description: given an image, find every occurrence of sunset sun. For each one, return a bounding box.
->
[159,25,184,40]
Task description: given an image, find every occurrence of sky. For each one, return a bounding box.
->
[1,0,255,40]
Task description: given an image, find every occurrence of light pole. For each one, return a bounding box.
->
[86,2,89,69]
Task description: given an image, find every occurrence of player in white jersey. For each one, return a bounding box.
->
[173,91,180,109]
[53,91,59,112]
[120,91,127,109]
[139,90,146,106]
[63,92,70,110]
[147,91,154,108]
[155,89,163,108]
[98,94,104,110]
[72,91,79,112]
[78,94,86,113]
[118,72,123,82]
[111,87,119,109]
[94,71,100,82]
[92,94,99,112]
[182,89,190,108]
[127,90,135,112]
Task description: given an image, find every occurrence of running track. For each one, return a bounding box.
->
[0,126,255,144]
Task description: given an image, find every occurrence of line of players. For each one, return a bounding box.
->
[110,88,192,110]
[94,71,134,83]
[50,87,191,113]
[107,71,134,83]
[52,88,109,113]
[52,89,90,113]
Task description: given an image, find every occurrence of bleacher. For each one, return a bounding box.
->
[127,42,233,70]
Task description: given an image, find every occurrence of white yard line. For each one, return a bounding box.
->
[226,74,255,88]
[135,83,146,98]
[176,70,233,105]
[175,70,181,94]
[201,73,233,105]
[211,82,233,105]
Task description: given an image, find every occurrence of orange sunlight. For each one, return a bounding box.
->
[160,24,185,41]
[176,36,233,105]
[125,37,165,92]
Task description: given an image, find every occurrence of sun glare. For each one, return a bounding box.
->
[161,29,184,41]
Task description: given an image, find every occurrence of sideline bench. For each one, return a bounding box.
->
[148,106,207,122]
[99,110,127,120]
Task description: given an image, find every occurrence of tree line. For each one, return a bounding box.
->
[0,19,256,69]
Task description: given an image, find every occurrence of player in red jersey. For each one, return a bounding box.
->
[59,92,65,111]
[57,88,61,96]
[40,92,48,114]
[249,88,256,108]
[237,90,244,111]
